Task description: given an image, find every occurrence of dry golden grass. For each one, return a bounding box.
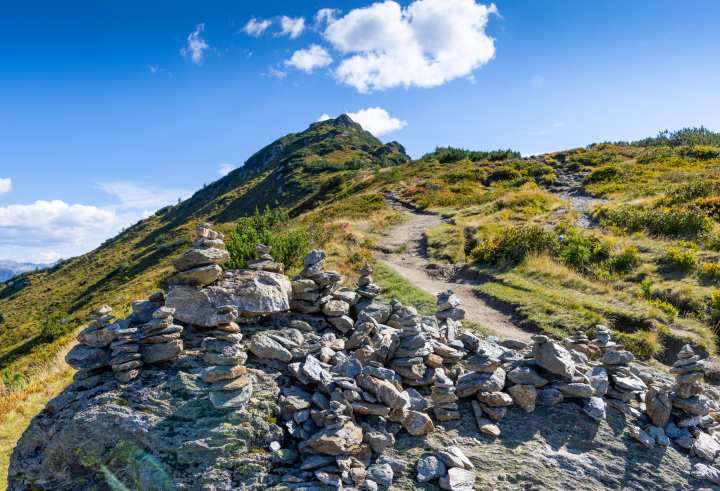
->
[0,340,76,488]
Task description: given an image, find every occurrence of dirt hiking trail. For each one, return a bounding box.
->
[375,196,537,342]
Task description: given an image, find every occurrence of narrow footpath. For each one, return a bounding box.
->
[375,197,536,342]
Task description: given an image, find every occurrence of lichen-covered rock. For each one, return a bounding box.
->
[8,349,281,491]
[166,270,291,326]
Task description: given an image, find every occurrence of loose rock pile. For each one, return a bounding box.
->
[65,290,186,383]
[59,237,720,490]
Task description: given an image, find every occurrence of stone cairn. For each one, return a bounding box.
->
[248,244,284,274]
[65,237,720,489]
[64,223,232,384]
[200,305,252,409]
[65,291,185,383]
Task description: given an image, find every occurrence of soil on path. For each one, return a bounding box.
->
[375,196,537,342]
[549,167,608,228]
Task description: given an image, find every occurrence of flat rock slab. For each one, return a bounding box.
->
[166,269,291,326]
[209,384,253,409]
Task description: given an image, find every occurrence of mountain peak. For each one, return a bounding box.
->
[318,113,362,132]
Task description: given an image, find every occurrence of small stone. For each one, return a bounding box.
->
[367,463,393,487]
[628,425,654,448]
[439,467,476,491]
[507,384,537,412]
[583,397,607,421]
[691,463,720,485]
[507,367,548,387]
[315,471,342,488]
[115,369,140,383]
[209,383,253,409]
[598,351,634,365]
[417,455,447,482]
[201,365,246,383]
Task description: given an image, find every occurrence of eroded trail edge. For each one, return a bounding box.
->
[375,196,535,342]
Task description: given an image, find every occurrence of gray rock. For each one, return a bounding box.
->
[313,271,344,288]
[670,393,713,415]
[455,368,506,398]
[351,297,391,324]
[140,339,183,363]
[204,351,247,366]
[613,375,646,393]
[583,397,607,421]
[367,463,393,486]
[532,341,575,379]
[585,367,609,396]
[160,265,222,289]
[691,463,720,484]
[417,455,446,482]
[166,270,292,326]
[598,351,634,365]
[65,344,109,371]
[76,326,117,347]
[304,249,327,266]
[209,383,253,409]
[405,387,429,411]
[644,425,670,446]
[327,315,354,333]
[376,456,408,473]
[439,467,476,491]
[250,334,293,363]
[172,247,230,272]
[691,431,720,461]
[536,388,564,406]
[507,366,548,387]
[555,382,595,398]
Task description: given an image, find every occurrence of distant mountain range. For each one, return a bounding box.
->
[0,259,57,283]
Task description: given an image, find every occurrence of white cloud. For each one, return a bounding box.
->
[322,0,498,93]
[0,200,125,252]
[96,181,193,210]
[243,17,272,37]
[218,163,236,176]
[285,45,333,73]
[314,8,341,29]
[317,113,331,122]
[180,23,211,65]
[0,178,11,195]
[279,16,306,39]
[347,107,407,135]
[263,67,287,79]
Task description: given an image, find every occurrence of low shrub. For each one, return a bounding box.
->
[157,237,191,254]
[698,262,720,280]
[584,165,622,184]
[663,247,699,270]
[490,166,522,181]
[470,226,560,264]
[682,146,720,160]
[39,313,78,343]
[226,206,308,270]
[600,204,713,237]
[559,230,605,266]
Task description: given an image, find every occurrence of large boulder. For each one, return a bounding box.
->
[8,351,282,491]
[166,269,291,326]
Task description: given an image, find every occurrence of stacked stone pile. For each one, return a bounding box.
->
[65,290,186,383]
[201,305,253,409]
[66,305,118,381]
[159,223,229,291]
[248,244,284,274]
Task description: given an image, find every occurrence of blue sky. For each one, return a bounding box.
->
[1,0,719,263]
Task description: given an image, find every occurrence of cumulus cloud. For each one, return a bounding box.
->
[0,178,11,195]
[285,45,333,73]
[29,250,63,264]
[314,8,341,29]
[279,16,306,39]
[243,17,272,37]
[347,107,407,135]
[218,164,236,176]
[96,181,194,210]
[180,23,211,65]
[317,113,332,122]
[0,200,125,250]
[322,0,498,93]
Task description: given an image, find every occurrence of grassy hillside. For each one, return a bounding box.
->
[2,122,720,382]
[0,115,407,372]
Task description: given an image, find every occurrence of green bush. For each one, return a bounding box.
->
[600,204,713,237]
[157,237,191,254]
[470,226,560,264]
[663,247,699,270]
[40,312,77,342]
[559,230,605,266]
[609,246,641,271]
[584,165,622,184]
[490,166,523,181]
[226,206,308,270]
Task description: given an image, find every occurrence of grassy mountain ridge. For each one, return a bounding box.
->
[0,115,407,368]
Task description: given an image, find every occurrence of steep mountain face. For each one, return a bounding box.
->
[0,115,407,363]
[0,260,55,283]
